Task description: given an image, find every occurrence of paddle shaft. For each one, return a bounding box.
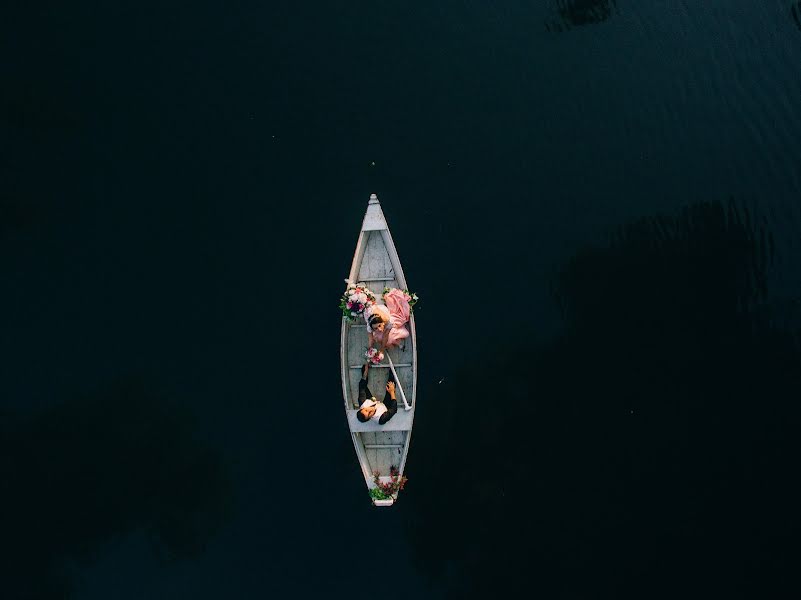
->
[386,353,412,411]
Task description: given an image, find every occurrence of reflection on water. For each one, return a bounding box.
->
[554,201,773,330]
[546,0,618,32]
[404,200,801,598]
[0,380,232,599]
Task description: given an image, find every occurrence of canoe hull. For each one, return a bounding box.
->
[340,195,416,506]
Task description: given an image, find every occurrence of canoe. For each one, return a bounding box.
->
[341,194,417,507]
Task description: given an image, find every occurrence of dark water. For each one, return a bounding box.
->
[3,2,801,598]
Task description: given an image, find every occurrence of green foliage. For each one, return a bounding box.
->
[369,487,390,500]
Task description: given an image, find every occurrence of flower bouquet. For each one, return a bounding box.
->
[339,281,376,321]
[383,287,419,311]
[369,466,408,501]
[365,347,384,365]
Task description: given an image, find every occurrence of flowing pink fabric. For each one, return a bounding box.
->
[372,288,410,348]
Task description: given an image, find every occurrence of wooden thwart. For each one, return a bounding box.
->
[349,363,411,369]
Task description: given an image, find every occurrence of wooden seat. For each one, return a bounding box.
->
[346,408,414,432]
[348,363,412,369]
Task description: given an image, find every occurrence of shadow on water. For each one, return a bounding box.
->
[545,0,618,32]
[0,379,233,599]
[404,200,801,599]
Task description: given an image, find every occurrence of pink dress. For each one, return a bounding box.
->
[364,288,411,348]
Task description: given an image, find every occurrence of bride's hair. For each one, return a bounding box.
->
[368,314,383,329]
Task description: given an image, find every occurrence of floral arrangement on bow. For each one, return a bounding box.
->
[340,281,376,320]
[365,347,384,365]
[383,287,419,311]
[369,466,408,501]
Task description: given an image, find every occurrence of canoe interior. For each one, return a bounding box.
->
[343,229,416,482]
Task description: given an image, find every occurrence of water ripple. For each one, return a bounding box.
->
[545,0,618,32]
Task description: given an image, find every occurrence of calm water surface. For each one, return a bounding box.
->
[3,2,801,598]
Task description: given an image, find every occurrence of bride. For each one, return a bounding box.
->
[364,288,411,355]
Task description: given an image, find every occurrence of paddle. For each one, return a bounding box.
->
[386,352,412,411]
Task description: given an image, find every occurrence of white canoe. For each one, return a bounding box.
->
[341,194,417,507]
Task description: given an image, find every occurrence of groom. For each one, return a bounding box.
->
[355,363,398,425]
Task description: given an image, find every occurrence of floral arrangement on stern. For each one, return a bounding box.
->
[339,281,376,321]
[369,466,408,501]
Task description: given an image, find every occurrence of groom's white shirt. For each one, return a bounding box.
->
[359,397,388,422]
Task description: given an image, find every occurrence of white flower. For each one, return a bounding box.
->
[358,292,368,304]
